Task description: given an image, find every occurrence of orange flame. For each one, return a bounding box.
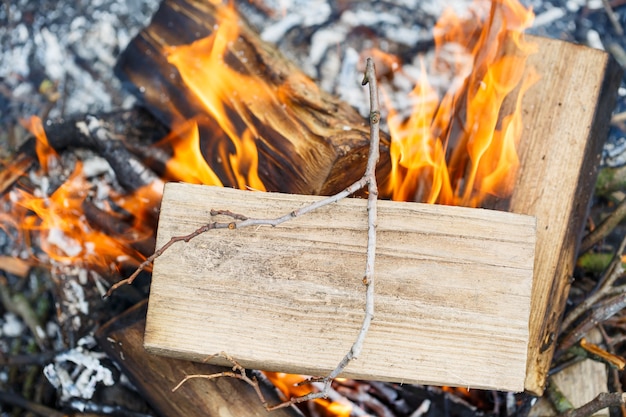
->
[385,0,539,207]
[22,115,59,174]
[5,117,161,272]
[265,373,352,417]
[158,118,223,186]
[164,4,266,191]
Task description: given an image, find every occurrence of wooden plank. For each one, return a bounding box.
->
[95,301,303,417]
[115,0,390,196]
[119,2,623,395]
[145,183,536,391]
[506,36,623,394]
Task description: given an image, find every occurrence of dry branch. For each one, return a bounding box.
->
[146,184,535,390]
[558,392,626,417]
[95,301,301,417]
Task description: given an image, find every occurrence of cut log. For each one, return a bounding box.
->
[145,183,536,391]
[506,36,623,394]
[95,300,303,417]
[115,0,390,196]
[116,0,623,395]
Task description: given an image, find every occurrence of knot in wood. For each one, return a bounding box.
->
[370,111,380,124]
[228,222,237,230]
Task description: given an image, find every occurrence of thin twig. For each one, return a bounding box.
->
[580,198,626,254]
[601,0,624,36]
[557,392,626,417]
[257,56,380,410]
[105,221,230,296]
[113,58,381,410]
[558,291,626,355]
[172,352,270,409]
[561,235,626,331]
[0,390,67,417]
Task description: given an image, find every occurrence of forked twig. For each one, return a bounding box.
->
[106,58,380,297]
[109,58,381,409]
[171,352,270,409]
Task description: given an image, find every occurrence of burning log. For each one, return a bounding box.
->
[145,183,536,391]
[24,110,166,192]
[113,0,623,398]
[95,301,302,417]
[115,0,391,196]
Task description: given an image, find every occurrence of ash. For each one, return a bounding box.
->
[0,0,625,415]
[237,0,626,165]
[0,0,159,128]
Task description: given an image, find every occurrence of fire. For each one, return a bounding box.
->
[384,0,539,207]
[265,373,351,417]
[2,0,539,414]
[24,116,59,174]
[164,3,266,192]
[158,118,223,186]
[5,116,160,273]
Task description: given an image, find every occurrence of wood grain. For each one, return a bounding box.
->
[145,183,536,391]
[506,36,623,394]
[96,301,303,417]
[115,0,390,196]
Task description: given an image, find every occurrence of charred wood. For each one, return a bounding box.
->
[116,0,391,195]
[82,198,156,257]
[17,109,167,192]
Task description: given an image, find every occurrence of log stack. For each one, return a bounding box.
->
[111,0,623,401]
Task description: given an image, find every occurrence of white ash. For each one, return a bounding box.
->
[50,266,91,332]
[81,155,115,179]
[586,0,604,10]
[586,29,605,51]
[48,229,83,259]
[0,0,159,122]
[1,312,26,337]
[604,137,626,167]
[44,335,115,401]
[532,8,567,27]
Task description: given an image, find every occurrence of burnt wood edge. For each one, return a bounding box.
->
[15,108,167,192]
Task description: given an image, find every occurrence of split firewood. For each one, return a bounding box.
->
[504,35,623,394]
[115,0,623,395]
[143,183,536,392]
[115,0,391,196]
[95,301,302,417]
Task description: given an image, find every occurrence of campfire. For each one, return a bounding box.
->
[0,0,624,416]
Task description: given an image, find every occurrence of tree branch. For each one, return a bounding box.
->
[557,392,626,417]
[109,57,381,410]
